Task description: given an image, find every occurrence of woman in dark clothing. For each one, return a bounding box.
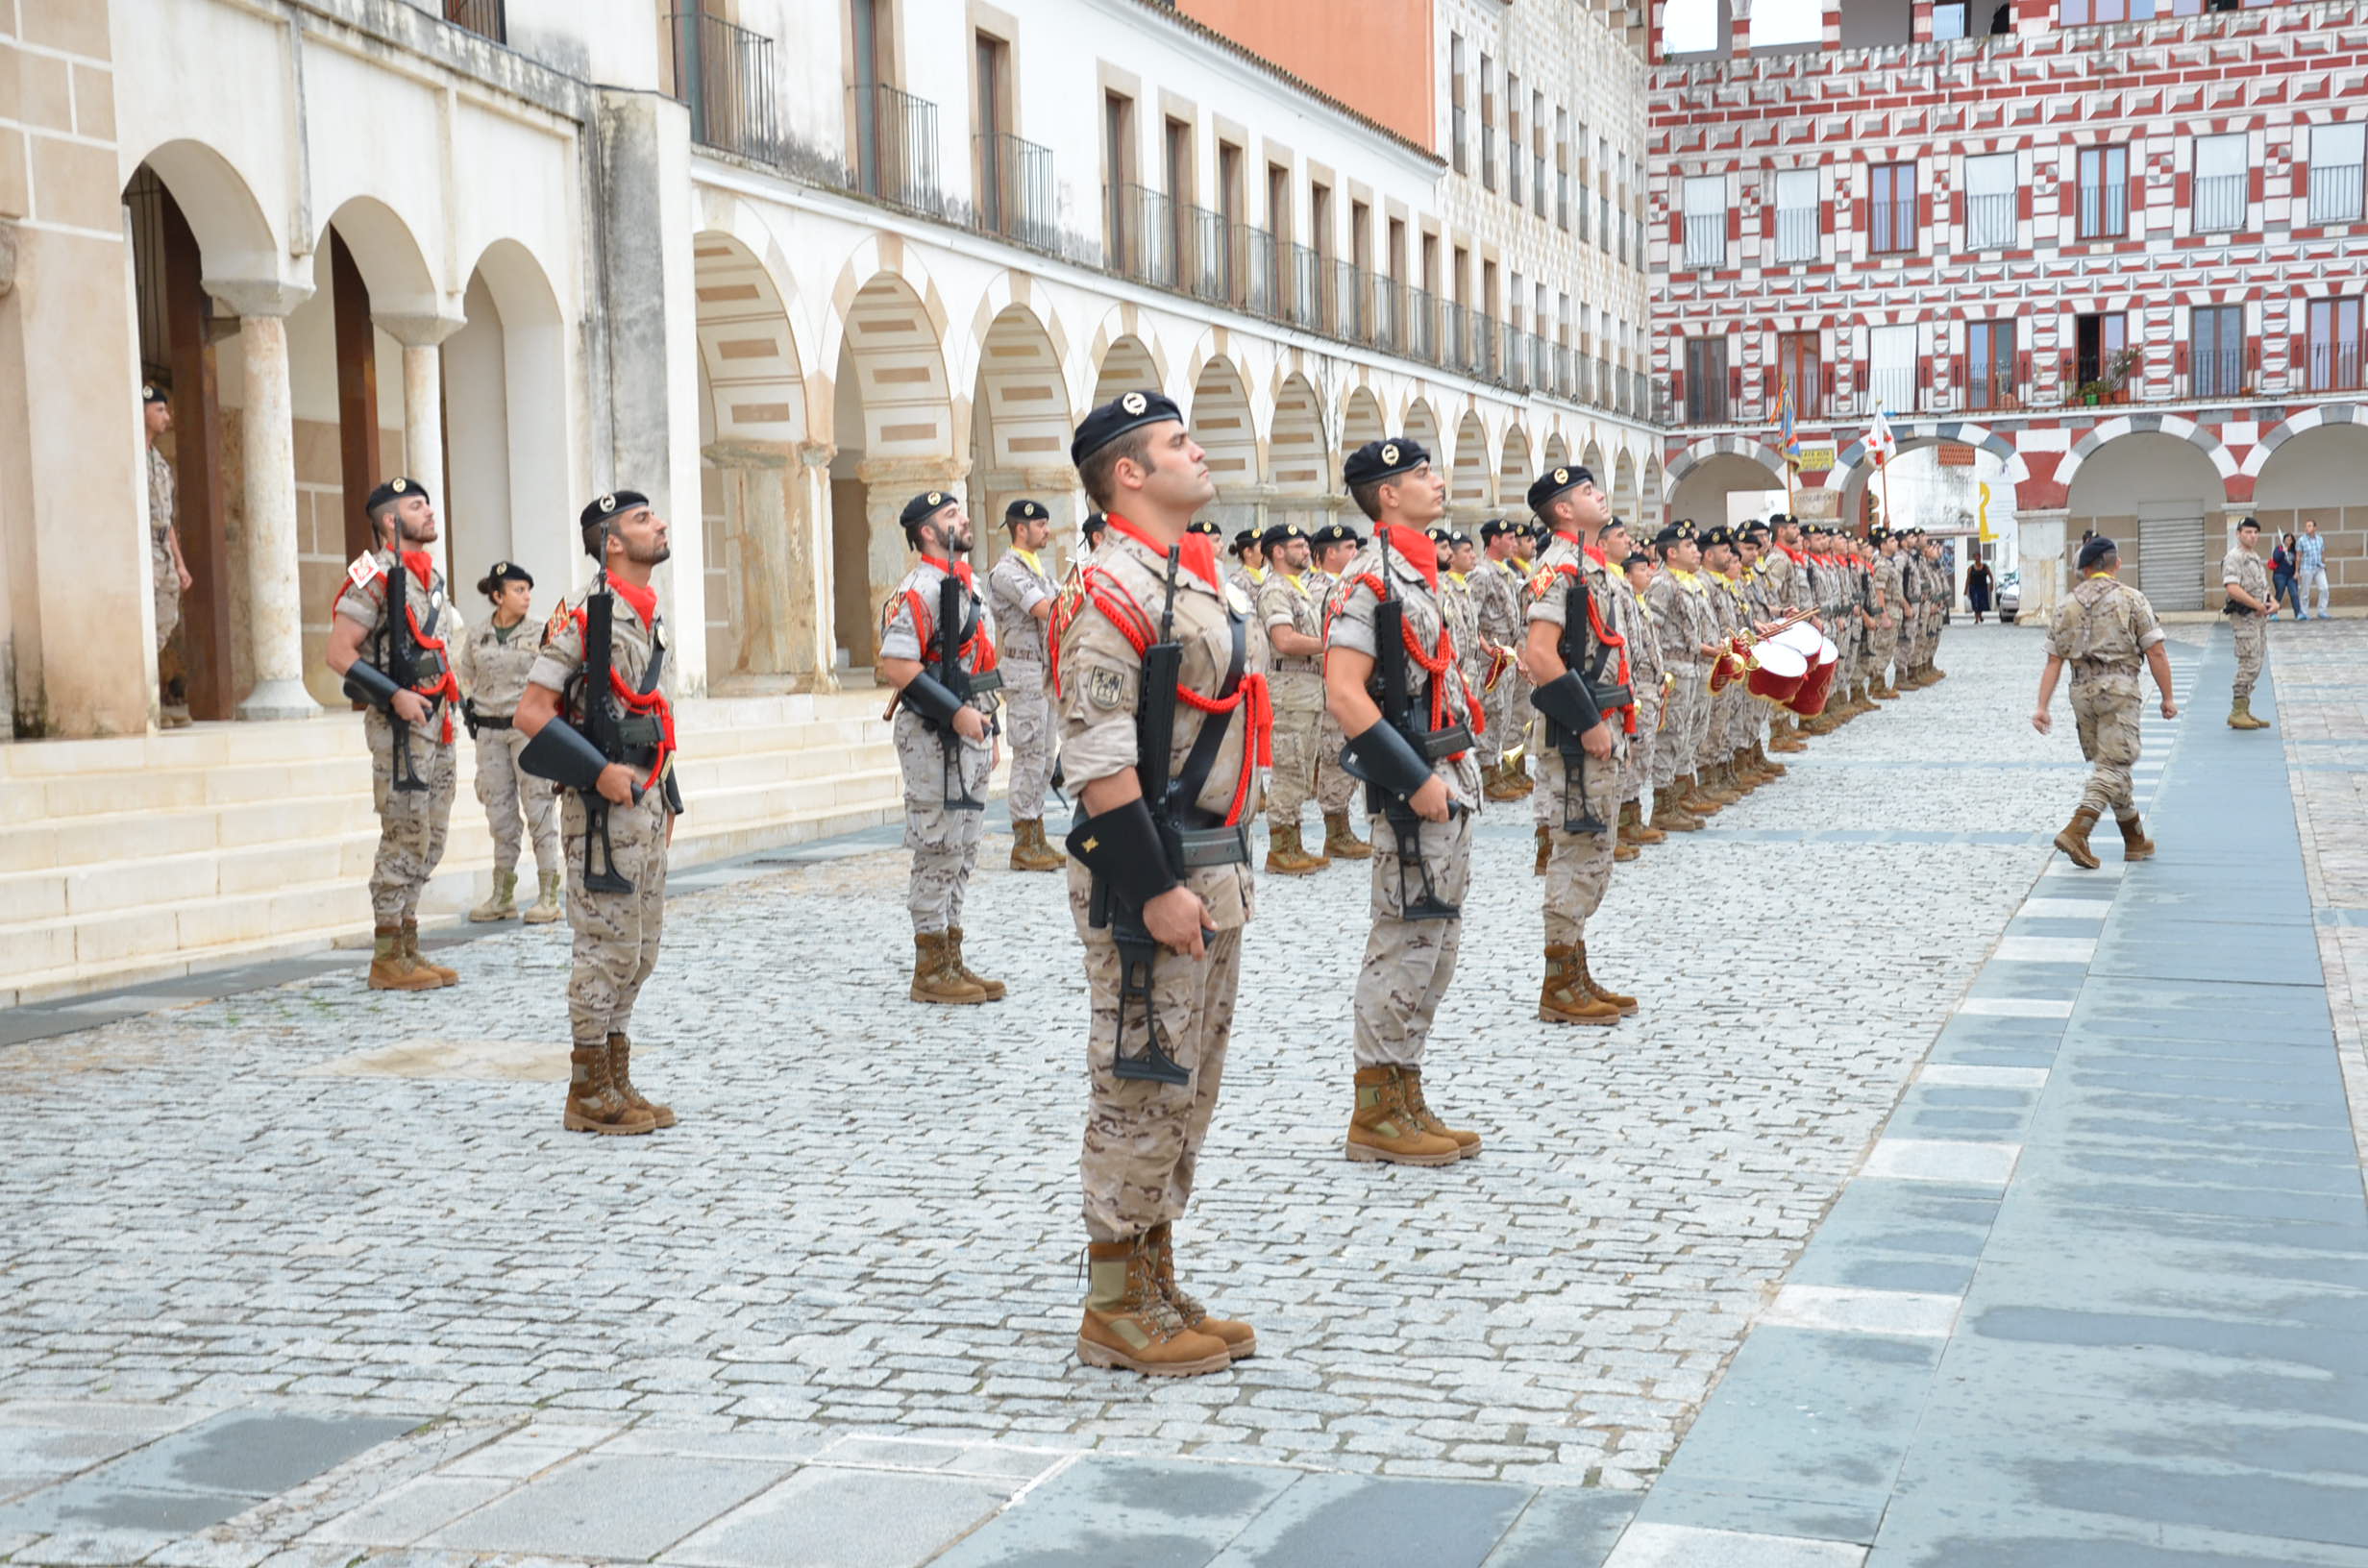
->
[1964,558,1994,624]
[2274,533,2300,619]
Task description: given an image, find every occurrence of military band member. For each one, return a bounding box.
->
[1307,521,1373,863]
[880,491,1006,1003]
[325,478,463,992]
[1764,516,1813,753]
[1057,391,1268,1377]
[1323,440,1484,1164]
[1473,521,1530,800]
[988,499,1065,873]
[2035,534,2178,868]
[1257,522,1327,875]
[455,562,564,925]
[517,490,682,1136]
[1525,465,1639,1027]
[1694,526,1748,804]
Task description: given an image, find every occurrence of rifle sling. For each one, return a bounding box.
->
[1166,603,1246,833]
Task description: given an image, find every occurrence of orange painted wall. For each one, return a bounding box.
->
[1176,0,1436,150]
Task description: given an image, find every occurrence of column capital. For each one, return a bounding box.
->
[206,278,314,319]
[378,311,469,349]
[855,454,968,490]
[703,437,799,471]
[798,441,838,469]
[1013,465,1081,493]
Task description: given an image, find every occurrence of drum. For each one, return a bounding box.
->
[1772,622,1823,660]
[1743,638,1808,704]
[1788,636,1839,717]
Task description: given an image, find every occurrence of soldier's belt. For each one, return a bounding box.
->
[473,713,515,731]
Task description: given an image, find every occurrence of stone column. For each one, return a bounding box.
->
[380,313,465,580]
[797,444,839,690]
[214,281,322,721]
[2017,507,2067,627]
[703,436,841,689]
[855,455,968,664]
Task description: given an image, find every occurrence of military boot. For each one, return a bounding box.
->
[1484,762,1528,802]
[1574,940,1639,1016]
[1539,944,1622,1026]
[605,1032,676,1129]
[2228,698,2270,731]
[1697,766,1741,807]
[366,925,441,992]
[910,932,990,1004]
[401,922,457,985]
[1076,1237,1233,1376]
[1009,818,1066,872]
[1757,742,1788,779]
[563,1043,657,1135]
[522,870,564,925]
[1534,822,1552,876]
[1613,835,1640,863]
[2054,807,2103,870]
[1322,810,1374,860]
[1679,772,1723,817]
[1871,676,1898,700]
[947,928,1007,1001]
[1620,799,1666,847]
[1770,721,1809,754]
[1399,1066,1481,1159]
[1652,784,1705,833]
[2116,813,2156,862]
[1346,1066,1464,1164]
[469,869,520,923]
[1263,821,1326,876]
[1146,1221,1257,1360]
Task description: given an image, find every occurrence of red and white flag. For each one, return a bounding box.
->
[1864,406,1897,469]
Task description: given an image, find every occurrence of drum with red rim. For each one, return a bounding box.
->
[1743,638,1809,704]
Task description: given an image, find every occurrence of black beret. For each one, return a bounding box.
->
[2238,515,2261,529]
[1868,525,1889,544]
[1742,521,1772,541]
[1231,528,1260,554]
[1450,530,1473,548]
[369,477,432,513]
[1072,390,1182,465]
[2077,534,2119,570]
[1424,526,1452,545]
[141,382,168,404]
[1003,498,1048,525]
[1343,437,1430,491]
[476,560,533,596]
[1673,519,1699,541]
[1081,511,1109,538]
[1653,525,1687,549]
[1309,522,1359,550]
[1479,519,1514,541]
[1260,522,1307,551]
[1701,524,1736,549]
[579,489,649,530]
[900,490,958,528]
[1624,550,1653,569]
[1525,463,1594,516]
[1188,519,1223,538]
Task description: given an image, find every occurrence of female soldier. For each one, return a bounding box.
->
[455,562,563,923]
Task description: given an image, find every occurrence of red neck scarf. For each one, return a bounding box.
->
[1106,513,1219,591]
[922,552,975,590]
[399,551,437,589]
[1583,544,1608,568]
[607,573,658,629]
[1781,543,1808,564]
[1378,524,1441,591]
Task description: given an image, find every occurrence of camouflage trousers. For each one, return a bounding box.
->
[1659,667,1708,788]
[473,726,560,879]
[1315,709,1359,813]
[1353,808,1472,1068]
[1869,623,1900,688]
[897,708,991,934]
[1071,865,1244,1243]
[1625,682,1663,804]
[1492,672,1534,775]
[561,787,669,1046]
[151,531,180,654]
[2232,614,2266,699]
[1002,661,1053,821]
[1541,738,1625,946]
[365,709,456,925]
[1263,685,1323,828]
[2072,682,2142,821]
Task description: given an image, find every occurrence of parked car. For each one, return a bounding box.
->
[1998,572,2020,625]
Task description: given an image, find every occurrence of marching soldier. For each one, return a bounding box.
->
[1257,522,1327,875]
[1325,439,1484,1165]
[879,491,1006,1002]
[455,562,564,925]
[1525,465,1639,1027]
[1057,390,1269,1377]
[987,499,1065,873]
[2222,515,2275,729]
[2035,534,2178,867]
[516,490,683,1136]
[324,478,463,992]
[1307,521,1372,863]
[1473,521,1530,800]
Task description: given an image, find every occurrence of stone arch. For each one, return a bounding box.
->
[1450,411,1492,518]
[1580,439,1607,488]
[1542,430,1571,472]
[2239,402,2361,480]
[1092,333,1164,411]
[1640,453,1666,531]
[1832,420,2027,497]
[1269,371,1328,529]
[447,238,577,614]
[692,231,807,447]
[2249,419,2368,608]
[834,269,955,460]
[2063,430,2228,612]
[1341,384,1386,459]
[970,301,1072,486]
[1190,355,1260,534]
[1498,426,1534,512]
[318,195,441,319]
[1665,433,1788,489]
[1403,398,1442,464]
[1669,452,1785,533]
[1612,450,1640,523]
[132,137,280,283]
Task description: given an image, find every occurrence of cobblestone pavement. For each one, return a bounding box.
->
[0,624,2236,1564]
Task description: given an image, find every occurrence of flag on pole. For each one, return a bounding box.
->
[1778,372,1802,468]
[1864,405,1897,469]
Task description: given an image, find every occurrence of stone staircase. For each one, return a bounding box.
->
[0,689,910,1006]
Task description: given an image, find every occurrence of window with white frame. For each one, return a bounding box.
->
[2192,133,2247,233]
[1965,153,2016,250]
[2308,123,2365,226]
[1869,323,1916,414]
[1683,175,1725,269]
[1773,168,1818,263]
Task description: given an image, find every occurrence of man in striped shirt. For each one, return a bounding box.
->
[2298,519,2331,621]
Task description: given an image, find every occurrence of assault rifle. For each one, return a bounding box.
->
[519,523,643,894]
[1340,544,1466,920]
[1530,564,1629,836]
[339,552,426,794]
[935,573,991,812]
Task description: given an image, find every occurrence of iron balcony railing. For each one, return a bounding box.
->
[1686,374,1728,425]
[1867,366,1916,415]
[443,0,505,43]
[1406,287,1440,363]
[670,12,780,163]
[975,133,1056,253]
[2077,181,2128,238]
[1870,200,1914,254]
[850,82,941,213]
[1534,156,1548,214]
[1962,365,2020,411]
[2307,163,2363,226]
[1774,207,1817,263]
[2192,173,2246,233]
[2305,339,2364,391]
[2190,349,2245,399]
[1966,192,2015,250]
[1104,184,1179,288]
[1285,242,1329,333]
[1683,213,1725,270]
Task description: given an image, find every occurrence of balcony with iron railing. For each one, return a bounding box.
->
[2304,339,2364,392]
[2076,181,2128,238]
[1773,206,1817,264]
[670,12,780,163]
[442,0,505,43]
[1104,184,1181,289]
[2192,173,2246,233]
[1866,366,1916,415]
[2188,348,2246,400]
[2307,165,2364,227]
[1684,375,1729,426]
[849,82,942,214]
[1966,192,2015,251]
[974,133,1057,254]
[1683,213,1725,271]
[1961,364,2020,412]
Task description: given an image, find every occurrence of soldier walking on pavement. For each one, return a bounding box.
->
[1326,441,1485,1165]
[1256,523,1327,875]
[516,491,683,1136]
[1056,391,1270,1377]
[988,500,1065,872]
[325,478,464,992]
[455,562,564,925]
[1525,465,1640,1027]
[1306,521,1374,865]
[878,491,1007,1002]
[2035,534,2178,868]
[2223,516,2275,731]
